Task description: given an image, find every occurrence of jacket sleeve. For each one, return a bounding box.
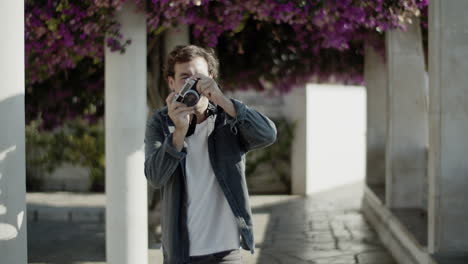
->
[228,98,277,152]
[144,112,186,189]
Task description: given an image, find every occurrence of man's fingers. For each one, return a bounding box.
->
[198,83,214,98]
[167,92,188,112]
[175,109,194,119]
[197,79,210,93]
[193,73,208,79]
[166,92,175,103]
[198,86,209,96]
[166,92,176,109]
[172,106,194,116]
[171,101,185,111]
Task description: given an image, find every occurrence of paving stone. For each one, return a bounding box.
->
[337,240,383,252]
[279,248,356,263]
[306,242,337,251]
[27,191,397,264]
[252,213,271,243]
[312,254,357,264]
[347,226,377,238]
[35,209,69,222]
[272,231,308,240]
[260,250,311,264]
[310,220,331,231]
[271,240,314,253]
[305,232,336,243]
[356,251,397,264]
[332,229,353,240]
[330,220,346,230]
[276,223,310,231]
[272,239,335,251]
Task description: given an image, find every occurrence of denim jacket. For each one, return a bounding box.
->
[144,98,277,264]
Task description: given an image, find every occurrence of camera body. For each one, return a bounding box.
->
[173,78,200,107]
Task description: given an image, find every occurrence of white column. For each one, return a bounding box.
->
[164,23,190,57]
[0,1,28,263]
[428,0,468,254]
[364,45,388,190]
[283,87,309,195]
[105,2,148,264]
[385,18,428,208]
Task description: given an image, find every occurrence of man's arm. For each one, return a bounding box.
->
[144,113,186,189]
[193,73,277,151]
[216,94,237,118]
[227,98,277,152]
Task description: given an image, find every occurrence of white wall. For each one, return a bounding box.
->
[230,84,367,196]
[305,84,366,194]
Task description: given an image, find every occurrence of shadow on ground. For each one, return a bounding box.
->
[27,181,397,264]
[27,219,105,263]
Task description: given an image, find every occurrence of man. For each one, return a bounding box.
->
[144,45,277,264]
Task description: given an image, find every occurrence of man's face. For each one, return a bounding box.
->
[168,56,210,110]
[168,56,210,94]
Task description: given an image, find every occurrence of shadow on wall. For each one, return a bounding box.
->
[0,94,27,246]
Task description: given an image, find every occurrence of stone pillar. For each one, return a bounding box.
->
[0,1,28,263]
[283,87,309,195]
[385,18,429,209]
[146,24,189,112]
[364,45,388,191]
[428,0,468,254]
[105,2,148,264]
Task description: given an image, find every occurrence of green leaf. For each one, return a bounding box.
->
[46,19,58,32]
[233,14,250,34]
[154,25,166,35]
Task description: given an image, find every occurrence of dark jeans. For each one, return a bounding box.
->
[189,249,242,264]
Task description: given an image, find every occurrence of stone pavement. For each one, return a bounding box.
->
[27,181,397,264]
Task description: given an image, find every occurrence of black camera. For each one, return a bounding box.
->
[173,78,200,107]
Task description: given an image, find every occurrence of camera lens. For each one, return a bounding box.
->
[183,90,199,107]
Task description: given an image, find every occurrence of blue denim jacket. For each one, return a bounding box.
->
[144,98,277,264]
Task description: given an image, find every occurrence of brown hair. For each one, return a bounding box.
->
[164,45,219,80]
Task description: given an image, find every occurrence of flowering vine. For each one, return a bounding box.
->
[25,0,428,128]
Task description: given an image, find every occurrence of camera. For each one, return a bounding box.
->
[173,78,200,107]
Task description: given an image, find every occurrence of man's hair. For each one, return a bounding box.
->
[164,45,219,80]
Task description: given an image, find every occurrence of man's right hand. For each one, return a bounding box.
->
[166,92,194,151]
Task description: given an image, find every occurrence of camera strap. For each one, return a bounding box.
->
[186,114,197,137]
[185,102,217,137]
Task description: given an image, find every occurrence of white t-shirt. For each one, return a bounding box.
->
[185,115,241,256]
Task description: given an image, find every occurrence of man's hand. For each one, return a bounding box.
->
[192,73,224,104]
[166,92,194,151]
[193,73,237,118]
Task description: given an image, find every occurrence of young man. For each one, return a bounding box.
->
[144,45,277,264]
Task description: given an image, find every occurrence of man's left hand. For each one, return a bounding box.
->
[193,73,224,105]
[192,73,237,118]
